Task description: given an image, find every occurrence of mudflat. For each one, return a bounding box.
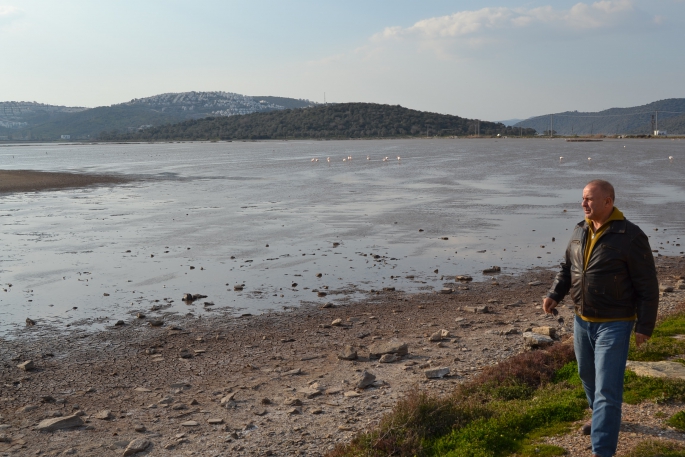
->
[0,170,130,193]
[0,256,683,456]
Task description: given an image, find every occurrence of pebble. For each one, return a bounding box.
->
[424,367,450,379]
[181,420,199,427]
[356,370,376,389]
[379,353,398,363]
[94,410,113,420]
[331,318,343,326]
[123,438,151,456]
[17,360,34,371]
[35,414,84,432]
[338,345,358,360]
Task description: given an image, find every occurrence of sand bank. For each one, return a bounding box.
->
[0,170,131,194]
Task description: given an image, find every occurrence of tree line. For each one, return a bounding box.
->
[98,103,537,141]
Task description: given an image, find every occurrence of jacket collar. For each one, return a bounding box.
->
[577,218,627,234]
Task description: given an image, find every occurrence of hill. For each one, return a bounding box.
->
[0,92,317,141]
[515,98,685,135]
[97,103,536,141]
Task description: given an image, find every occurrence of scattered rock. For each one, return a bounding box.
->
[528,281,542,286]
[343,391,361,398]
[35,414,84,432]
[379,354,398,363]
[220,392,237,404]
[321,302,334,309]
[455,275,473,282]
[331,318,343,326]
[181,421,199,427]
[123,438,151,456]
[338,345,358,361]
[660,284,674,293]
[26,318,36,326]
[234,284,244,291]
[208,418,224,424]
[482,266,501,274]
[531,326,556,338]
[439,288,453,294]
[284,398,302,406]
[425,367,450,379]
[428,331,442,342]
[626,361,685,380]
[134,424,146,432]
[356,370,376,389]
[523,332,554,350]
[317,291,327,297]
[94,410,113,420]
[464,306,489,314]
[368,339,408,359]
[17,360,34,371]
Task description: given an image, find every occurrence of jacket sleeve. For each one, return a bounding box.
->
[627,230,659,336]
[547,238,573,303]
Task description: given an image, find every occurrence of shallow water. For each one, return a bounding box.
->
[1,138,684,335]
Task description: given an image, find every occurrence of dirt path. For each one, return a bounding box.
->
[1,257,684,456]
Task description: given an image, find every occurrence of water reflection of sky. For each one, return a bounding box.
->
[1,139,684,335]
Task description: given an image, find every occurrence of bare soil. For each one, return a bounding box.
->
[1,256,684,456]
[0,170,131,194]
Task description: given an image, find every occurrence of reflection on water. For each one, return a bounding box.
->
[1,139,684,334]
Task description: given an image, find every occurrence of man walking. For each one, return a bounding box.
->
[543,179,659,457]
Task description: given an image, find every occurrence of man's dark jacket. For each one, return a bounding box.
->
[547,217,659,336]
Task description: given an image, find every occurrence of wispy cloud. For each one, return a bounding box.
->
[0,4,23,28]
[371,1,654,56]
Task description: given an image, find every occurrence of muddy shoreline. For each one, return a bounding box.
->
[1,256,684,456]
[0,170,131,194]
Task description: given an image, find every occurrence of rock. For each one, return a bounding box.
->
[283,398,302,406]
[456,275,473,281]
[299,387,322,399]
[523,332,554,350]
[531,326,556,338]
[114,320,125,326]
[134,424,146,432]
[356,370,376,389]
[368,339,408,359]
[123,438,151,456]
[528,281,542,286]
[660,284,674,293]
[136,313,145,319]
[208,418,224,424]
[148,320,163,327]
[17,405,38,413]
[379,354,398,363]
[35,414,84,432]
[317,291,327,297]
[321,302,334,309]
[287,407,302,415]
[425,367,450,379]
[220,392,236,404]
[439,288,453,294]
[181,421,199,427]
[17,360,34,371]
[482,266,501,274]
[284,368,302,376]
[676,280,685,290]
[428,332,442,342]
[331,318,343,326]
[626,361,685,380]
[260,398,272,405]
[94,410,113,420]
[182,293,194,301]
[441,329,451,338]
[343,391,361,398]
[26,318,36,326]
[338,345,358,361]
[234,284,244,291]
[465,306,489,314]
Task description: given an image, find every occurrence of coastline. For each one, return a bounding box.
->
[0,170,132,194]
[1,256,683,456]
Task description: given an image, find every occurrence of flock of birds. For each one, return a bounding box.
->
[310,155,401,163]
[557,156,675,162]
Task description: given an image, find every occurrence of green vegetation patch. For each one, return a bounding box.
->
[667,411,685,432]
[628,311,685,361]
[625,439,685,457]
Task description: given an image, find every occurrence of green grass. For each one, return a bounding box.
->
[328,306,685,457]
[667,411,685,432]
[625,439,685,457]
[628,311,685,361]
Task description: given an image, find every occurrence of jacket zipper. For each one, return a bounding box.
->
[580,225,588,316]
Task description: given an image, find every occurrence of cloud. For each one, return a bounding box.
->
[372,1,653,55]
[0,4,23,27]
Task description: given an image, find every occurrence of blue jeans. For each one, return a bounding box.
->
[574,315,634,457]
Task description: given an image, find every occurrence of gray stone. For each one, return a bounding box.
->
[368,339,408,359]
[331,318,343,326]
[465,306,489,314]
[283,397,302,406]
[626,361,685,380]
[356,370,376,389]
[181,420,199,427]
[439,288,453,294]
[523,332,554,349]
[17,360,34,371]
[379,354,398,363]
[660,284,674,293]
[35,414,84,432]
[528,281,542,286]
[338,345,357,361]
[456,275,473,281]
[95,410,113,420]
[531,326,556,338]
[298,387,322,399]
[424,367,450,379]
[220,392,236,404]
[482,266,501,274]
[123,438,151,456]
[429,332,442,342]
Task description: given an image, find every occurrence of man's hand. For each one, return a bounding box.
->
[543,297,558,315]
[635,333,650,348]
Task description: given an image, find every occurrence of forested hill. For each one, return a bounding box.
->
[98,103,536,141]
[514,98,685,135]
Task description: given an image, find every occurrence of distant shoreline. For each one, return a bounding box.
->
[0,169,132,194]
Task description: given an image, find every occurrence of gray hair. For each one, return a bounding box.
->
[586,179,615,202]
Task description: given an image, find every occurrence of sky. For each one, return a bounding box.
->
[1,0,684,120]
